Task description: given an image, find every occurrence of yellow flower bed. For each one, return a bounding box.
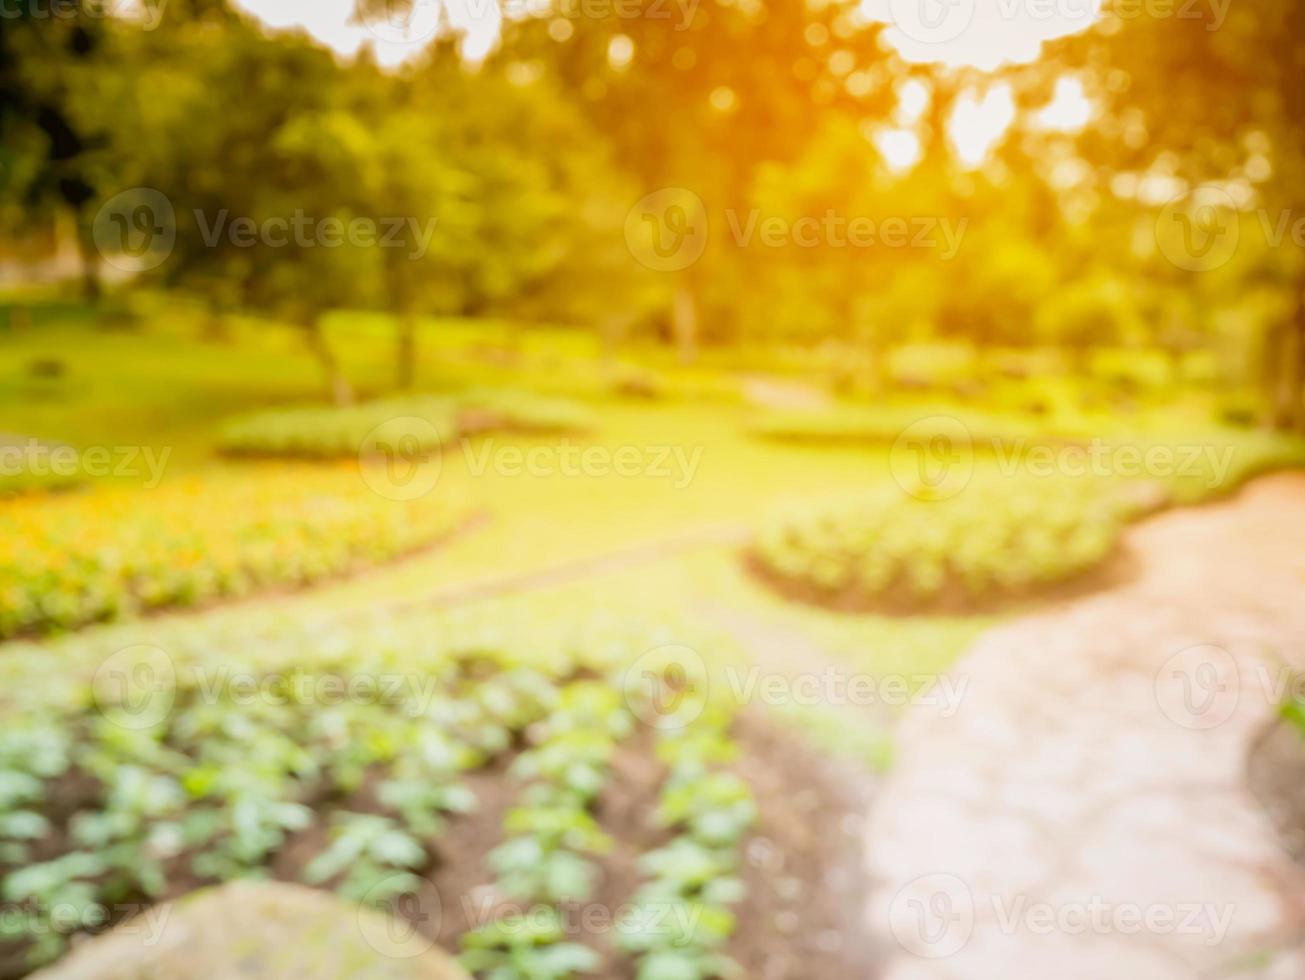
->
[0,466,466,638]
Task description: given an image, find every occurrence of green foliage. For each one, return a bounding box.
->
[219,398,458,459]
[0,612,758,977]
[0,440,85,498]
[752,404,1038,448]
[0,619,569,966]
[754,476,1130,609]
[302,813,426,902]
[486,682,628,905]
[217,388,594,459]
[460,908,601,980]
[1156,433,1305,506]
[616,691,754,980]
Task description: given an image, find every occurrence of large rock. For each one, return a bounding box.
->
[33,881,471,980]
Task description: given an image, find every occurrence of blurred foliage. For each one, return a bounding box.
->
[0,0,1301,423]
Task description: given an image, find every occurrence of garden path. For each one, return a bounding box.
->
[865,474,1305,979]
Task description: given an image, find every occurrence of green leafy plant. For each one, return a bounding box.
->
[460,907,600,980]
[303,812,426,902]
[618,684,754,980]
[1,852,108,964]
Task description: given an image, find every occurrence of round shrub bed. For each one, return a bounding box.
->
[751,476,1130,613]
[218,389,593,460]
[218,398,458,460]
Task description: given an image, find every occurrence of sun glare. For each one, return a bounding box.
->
[949,83,1016,168]
[862,0,1102,71]
[229,0,1093,173]
[1034,76,1094,131]
[230,0,501,65]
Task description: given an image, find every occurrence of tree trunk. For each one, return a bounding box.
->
[74,216,101,303]
[396,312,417,390]
[4,305,31,332]
[671,281,697,365]
[305,322,353,407]
[1263,287,1305,433]
[600,314,627,374]
[1270,294,1305,432]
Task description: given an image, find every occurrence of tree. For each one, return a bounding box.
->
[493,0,902,360]
[1045,2,1305,428]
[0,3,127,298]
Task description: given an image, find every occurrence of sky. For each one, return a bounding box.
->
[232,0,1101,71]
[863,0,1103,71]
[229,0,1098,168]
[229,0,500,67]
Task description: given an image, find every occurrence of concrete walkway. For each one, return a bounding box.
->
[866,475,1305,979]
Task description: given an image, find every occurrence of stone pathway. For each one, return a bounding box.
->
[866,474,1305,980]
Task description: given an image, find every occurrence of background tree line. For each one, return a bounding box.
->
[1,0,1301,426]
